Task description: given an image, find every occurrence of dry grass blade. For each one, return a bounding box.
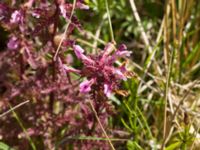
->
[129,0,152,53]
[53,0,76,61]
[0,100,30,118]
[88,100,116,150]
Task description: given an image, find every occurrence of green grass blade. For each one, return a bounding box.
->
[8,103,36,150]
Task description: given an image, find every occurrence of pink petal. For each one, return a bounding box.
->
[10,10,22,23]
[79,78,95,93]
[104,84,112,97]
[115,44,131,58]
[118,44,127,51]
[76,2,89,10]
[7,36,19,50]
[101,43,115,63]
[114,69,127,81]
[116,50,132,57]
[102,43,115,58]
[73,45,94,64]
[24,47,37,69]
[73,45,84,59]
[59,5,67,18]
[63,65,81,74]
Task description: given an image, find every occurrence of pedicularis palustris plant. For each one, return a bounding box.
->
[0,0,132,149]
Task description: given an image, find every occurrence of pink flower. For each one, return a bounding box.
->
[59,5,67,19]
[116,50,132,57]
[79,78,95,93]
[73,45,94,64]
[114,69,127,81]
[104,84,112,97]
[101,43,115,62]
[73,45,84,59]
[114,44,132,58]
[10,10,23,24]
[76,2,89,10]
[7,36,19,50]
[32,11,40,18]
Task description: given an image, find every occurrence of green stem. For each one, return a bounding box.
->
[8,103,36,150]
[105,0,115,43]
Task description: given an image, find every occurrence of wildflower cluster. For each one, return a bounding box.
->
[0,0,132,149]
[65,43,132,97]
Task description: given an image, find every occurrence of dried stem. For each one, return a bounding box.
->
[0,100,30,118]
[53,0,76,61]
[88,100,115,150]
[129,0,152,53]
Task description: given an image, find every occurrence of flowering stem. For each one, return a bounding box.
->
[89,100,115,150]
[50,1,59,111]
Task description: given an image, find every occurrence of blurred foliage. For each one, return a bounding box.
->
[77,0,164,43]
